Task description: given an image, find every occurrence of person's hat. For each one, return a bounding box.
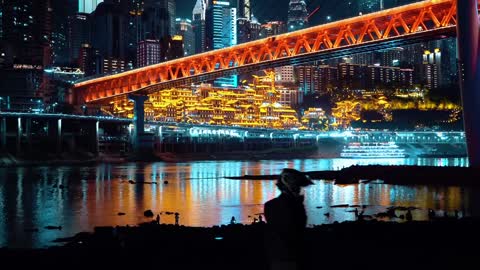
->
[279,168,314,188]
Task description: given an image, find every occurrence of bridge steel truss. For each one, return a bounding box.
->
[74,0,467,103]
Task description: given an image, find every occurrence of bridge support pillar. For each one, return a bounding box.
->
[457,0,480,167]
[0,117,6,151]
[25,118,32,153]
[16,117,22,154]
[128,94,153,154]
[93,121,99,155]
[56,119,62,155]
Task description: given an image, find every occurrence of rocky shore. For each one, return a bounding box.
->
[1,218,478,270]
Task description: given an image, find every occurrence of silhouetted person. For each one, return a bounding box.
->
[175,212,179,226]
[253,217,258,224]
[354,208,359,219]
[264,168,314,270]
[230,216,236,225]
[406,209,413,222]
[428,209,436,220]
[259,214,264,224]
[455,210,460,219]
[156,214,160,225]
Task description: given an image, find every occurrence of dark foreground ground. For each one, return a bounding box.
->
[1,218,479,270]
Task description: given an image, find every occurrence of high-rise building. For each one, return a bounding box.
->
[192,0,207,53]
[124,0,144,68]
[175,18,195,56]
[101,57,126,74]
[399,68,414,88]
[0,0,53,104]
[237,15,261,44]
[260,21,287,38]
[337,63,368,90]
[78,43,99,76]
[78,0,103,14]
[287,0,308,32]
[367,65,400,90]
[206,0,237,87]
[51,0,77,66]
[275,66,295,83]
[296,66,320,95]
[318,65,338,94]
[68,13,90,65]
[237,0,251,20]
[91,1,126,60]
[379,47,404,67]
[137,39,161,67]
[421,48,441,90]
[143,0,175,40]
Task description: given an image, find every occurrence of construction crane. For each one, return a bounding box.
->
[307,6,320,21]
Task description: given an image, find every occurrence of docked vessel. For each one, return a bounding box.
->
[340,142,407,158]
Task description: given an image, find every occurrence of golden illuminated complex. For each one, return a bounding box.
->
[110,72,301,129]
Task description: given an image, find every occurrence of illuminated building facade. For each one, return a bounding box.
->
[192,0,207,53]
[338,63,368,90]
[79,0,103,14]
[110,72,301,129]
[274,66,295,83]
[318,65,338,94]
[206,0,237,87]
[68,13,90,64]
[137,39,161,67]
[259,21,287,38]
[175,18,195,56]
[100,57,126,74]
[287,0,308,32]
[296,66,320,95]
[422,49,441,90]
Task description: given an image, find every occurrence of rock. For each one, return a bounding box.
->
[58,184,65,189]
[45,226,62,230]
[128,180,135,184]
[164,180,169,184]
[118,212,126,216]
[331,204,349,208]
[316,206,323,209]
[144,210,154,218]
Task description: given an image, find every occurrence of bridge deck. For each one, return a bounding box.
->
[73,0,473,104]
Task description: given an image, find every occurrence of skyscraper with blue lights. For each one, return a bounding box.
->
[206,0,237,88]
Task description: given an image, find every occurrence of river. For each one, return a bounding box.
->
[1,157,479,248]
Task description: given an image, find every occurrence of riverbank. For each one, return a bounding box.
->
[1,218,478,270]
[0,144,339,166]
[227,164,480,186]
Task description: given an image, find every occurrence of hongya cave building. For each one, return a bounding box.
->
[106,74,301,129]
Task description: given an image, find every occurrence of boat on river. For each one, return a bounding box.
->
[340,142,407,158]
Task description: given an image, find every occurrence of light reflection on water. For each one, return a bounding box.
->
[0,157,478,248]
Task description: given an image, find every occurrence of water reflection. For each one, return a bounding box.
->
[0,157,478,248]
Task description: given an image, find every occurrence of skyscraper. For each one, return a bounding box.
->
[175,18,195,56]
[206,0,237,87]
[91,0,127,72]
[124,0,144,68]
[137,39,160,67]
[143,0,175,40]
[68,13,90,65]
[78,0,103,14]
[287,0,308,32]
[192,0,207,53]
[237,0,250,20]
